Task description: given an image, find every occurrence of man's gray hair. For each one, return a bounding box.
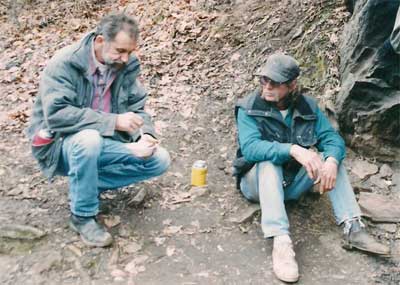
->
[96,13,139,42]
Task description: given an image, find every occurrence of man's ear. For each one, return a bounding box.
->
[288,79,297,92]
[94,35,105,45]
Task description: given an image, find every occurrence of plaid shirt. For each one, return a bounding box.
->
[89,41,116,112]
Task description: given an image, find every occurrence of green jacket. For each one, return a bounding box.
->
[27,32,156,178]
[233,90,346,187]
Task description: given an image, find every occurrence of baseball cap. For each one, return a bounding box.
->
[255,53,300,83]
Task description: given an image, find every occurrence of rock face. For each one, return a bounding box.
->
[337,0,400,162]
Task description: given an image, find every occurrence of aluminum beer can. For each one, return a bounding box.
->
[191,160,207,186]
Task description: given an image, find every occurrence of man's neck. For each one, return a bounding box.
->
[277,91,296,110]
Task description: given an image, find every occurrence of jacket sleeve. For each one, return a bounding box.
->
[126,78,157,139]
[237,108,292,164]
[314,107,346,163]
[41,62,116,136]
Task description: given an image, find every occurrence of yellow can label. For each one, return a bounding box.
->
[191,167,207,186]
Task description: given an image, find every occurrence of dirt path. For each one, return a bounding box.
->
[0,0,399,284]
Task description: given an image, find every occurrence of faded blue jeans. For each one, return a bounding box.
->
[58,129,170,217]
[240,161,362,238]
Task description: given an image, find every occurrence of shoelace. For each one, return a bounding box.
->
[274,242,295,258]
[343,217,365,235]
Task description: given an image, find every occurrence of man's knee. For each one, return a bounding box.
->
[149,147,170,176]
[68,129,103,157]
[240,161,283,201]
[258,161,282,178]
[256,161,284,194]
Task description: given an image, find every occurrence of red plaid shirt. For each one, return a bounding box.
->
[89,42,116,113]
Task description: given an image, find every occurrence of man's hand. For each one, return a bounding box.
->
[115,112,144,133]
[290,144,323,180]
[140,134,159,147]
[125,139,157,159]
[318,159,338,193]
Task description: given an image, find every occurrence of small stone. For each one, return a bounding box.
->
[217,161,226,171]
[379,164,394,178]
[118,224,133,238]
[396,229,400,239]
[128,188,147,207]
[124,242,142,254]
[154,237,166,246]
[392,240,400,263]
[166,246,175,256]
[368,174,389,190]
[189,186,210,199]
[359,193,400,222]
[376,223,397,233]
[229,204,261,224]
[0,224,46,240]
[351,160,379,180]
[392,170,400,192]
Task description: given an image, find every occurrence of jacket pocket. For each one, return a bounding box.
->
[294,116,317,147]
[258,123,288,143]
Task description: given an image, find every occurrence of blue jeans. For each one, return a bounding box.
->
[58,129,170,217]
[240,161,362,238]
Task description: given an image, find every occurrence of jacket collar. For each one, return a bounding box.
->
[69,31,140,78]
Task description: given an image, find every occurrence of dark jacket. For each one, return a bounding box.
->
[27,32,156,178]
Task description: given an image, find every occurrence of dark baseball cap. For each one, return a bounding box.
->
[255,53,300,83]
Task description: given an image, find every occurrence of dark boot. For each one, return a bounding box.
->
[342,218,390,256]
[69,214,113,247]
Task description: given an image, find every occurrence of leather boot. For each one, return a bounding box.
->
[70,214,113,247]
[342,218,390,256]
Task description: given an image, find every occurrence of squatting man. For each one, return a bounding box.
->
[27,14,170,247]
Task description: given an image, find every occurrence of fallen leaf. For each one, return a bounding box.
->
[166,246,175,256]
[154,237,166,246]
[124,242,142,254]
[230,52,241,61]
[111,268,127,278]
[104,215,121,228]
[163,225,182,236]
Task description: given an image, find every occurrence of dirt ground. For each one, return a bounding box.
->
[0,0,399,284]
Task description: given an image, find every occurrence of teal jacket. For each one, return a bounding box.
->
[27,32,156,178]
[234,90,346,186]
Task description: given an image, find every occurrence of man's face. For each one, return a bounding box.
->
[260,77,296,103]
[100,31,137,69]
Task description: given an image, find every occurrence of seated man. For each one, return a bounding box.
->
[27,14,170,247]
[233,53,389,283]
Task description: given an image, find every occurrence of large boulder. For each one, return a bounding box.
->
[337,0,400,162]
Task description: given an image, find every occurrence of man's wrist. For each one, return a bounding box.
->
[289,144,297,157]
[326,156,339,165]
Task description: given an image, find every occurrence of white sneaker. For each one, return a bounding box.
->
[272,235,299,282]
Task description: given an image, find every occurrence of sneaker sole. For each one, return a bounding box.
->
[69,221,113,247]
[274,272,299,283]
